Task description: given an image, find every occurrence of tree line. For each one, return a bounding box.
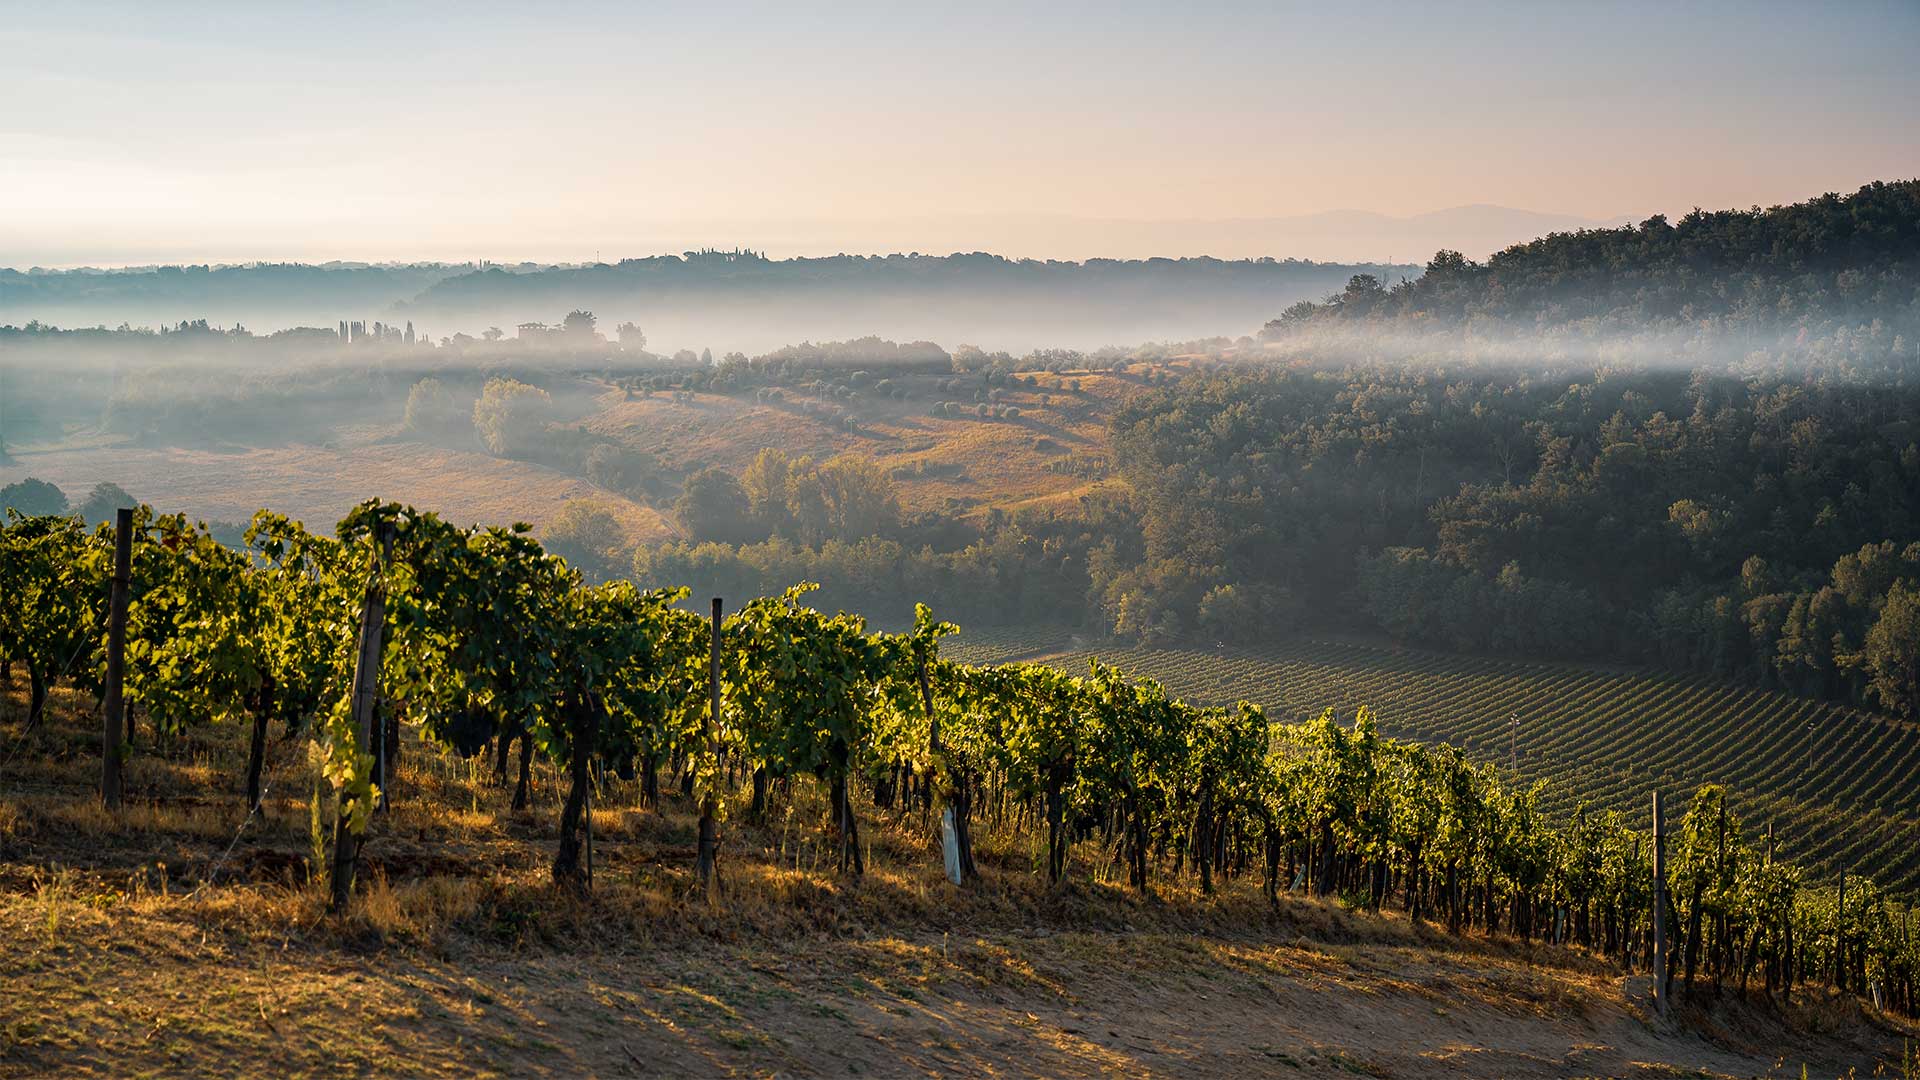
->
[1265,180,1919,338]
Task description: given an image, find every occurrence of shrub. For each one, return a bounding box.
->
[471,378,554,457]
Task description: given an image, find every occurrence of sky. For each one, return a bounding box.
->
[3,0,1917,267]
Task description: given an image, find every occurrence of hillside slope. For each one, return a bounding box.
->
[0,435,674,547]
[2,633,1915,1079]
[946,629,1920,896]
[581,366,1146,523]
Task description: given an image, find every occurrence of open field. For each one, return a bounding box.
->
[946,628,1920,898]
[1,672,1914,1079]
[0,438,674,546]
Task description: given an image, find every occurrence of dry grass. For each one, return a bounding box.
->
[581,369,1135,523]
[1,670,1914,1079]
[0,439,672,545]
[2,368,1131,555]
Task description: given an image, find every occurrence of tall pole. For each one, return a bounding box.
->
[695,597,721,895]
[1652,790,1669,1017]
[920,653,968,885]
[100,507,133,809]
[329,521,391,913]
[1509,713,1519,772]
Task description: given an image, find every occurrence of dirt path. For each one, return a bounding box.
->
[1,904,1901,1079]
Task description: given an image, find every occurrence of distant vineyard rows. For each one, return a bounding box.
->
[951,627,1920,896]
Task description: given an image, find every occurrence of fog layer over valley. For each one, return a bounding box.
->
[4,182,1918,698]
[0,253,1413,355]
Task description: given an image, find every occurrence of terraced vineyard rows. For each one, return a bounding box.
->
[948,626,1920,895]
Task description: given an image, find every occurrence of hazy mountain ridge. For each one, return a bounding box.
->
[0,201,1637,350]
[0,250,1416,353]
[400,252,1417,353]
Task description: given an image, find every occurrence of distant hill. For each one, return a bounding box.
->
[0,252,1416,353]
[1016,205,1631,264]
[399,252,1416,354]
[1266,180,1920,333]
[701,205,1630,264]
[0,262,466,335]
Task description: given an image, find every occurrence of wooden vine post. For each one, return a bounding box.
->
[1652,790,1669,1017]
[694,597,721,896]
[918,653,970,885]
[329,521,392,913]
[100,506,133,810]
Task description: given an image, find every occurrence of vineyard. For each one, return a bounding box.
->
[1,501,1918,1070]
[948,628,1920,899]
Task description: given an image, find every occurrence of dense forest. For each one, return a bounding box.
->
[1103,368,1920,716]
[1267,180,1920,331]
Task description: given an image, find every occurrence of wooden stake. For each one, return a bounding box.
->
[329,521,391,913]
[100,507,133,810]
[695,597,721,895]
[919,654,967,885]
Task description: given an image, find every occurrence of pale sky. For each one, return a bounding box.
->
[4,0,1917,266]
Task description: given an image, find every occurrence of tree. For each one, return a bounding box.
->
[74,482,136,527]
[562,310,598,342]
[584,443,656,494]
[1849,581,1920,719]
[403,377,466,439]
[543,500,626,581]
[674,468,755,544]
[811,455,900,542]
[1336,273,1387,313]
[616,322,646,350]
[740,448,796,538]
[472,378,554,457]
[1195,583,1261,639]
[0,478,67,517]
[768,455,900,546]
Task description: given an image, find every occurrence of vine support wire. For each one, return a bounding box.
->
[185,754,284,901]
[0,631,106,789]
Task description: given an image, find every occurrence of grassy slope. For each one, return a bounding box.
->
[944,627,1920,897]
[581,368,1139,523]
[2,674,1915,1078]
[0,436,671,546]
[0,366,1143,547]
